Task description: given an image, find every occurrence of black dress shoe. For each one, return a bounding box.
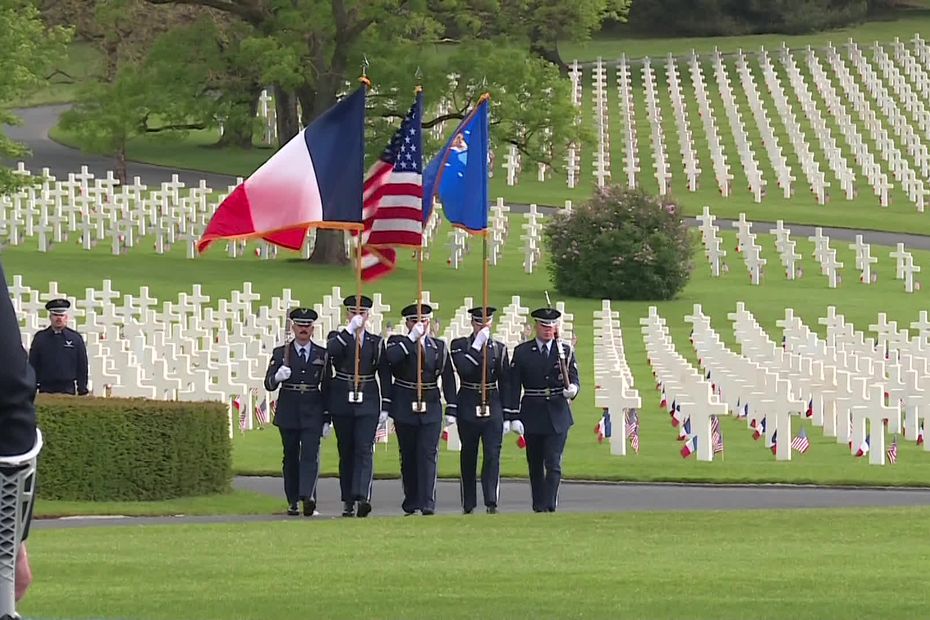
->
[287,504,300,516]
[421,509,435,516]
[486,506,498,514]
[463,508,474,515]
[302,499,316,516]
[403,510,417,516]
[342,501,355,517]
[356,500,372,518]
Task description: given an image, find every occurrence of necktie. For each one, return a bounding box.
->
[299,347,307,363]
[541,343,548,358]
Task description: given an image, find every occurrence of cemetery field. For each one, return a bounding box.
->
[20,506,930,619]
[6,221,930,488]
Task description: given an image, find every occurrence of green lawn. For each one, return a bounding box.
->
[5,222,930,488]
[560,5,930,61]
[19,506,930,619]
[34,489,281,518]
[14,42,102,108]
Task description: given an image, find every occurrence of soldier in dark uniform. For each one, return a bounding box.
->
[449,306,510,514]
[326,294,392,518]
[506,307,580,513]
[264,307,331,516]
[383,303,457,515]
[28,299,89,395]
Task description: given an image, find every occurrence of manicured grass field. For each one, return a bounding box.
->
[34,489,280,518]
[5,219,930,488]
[19,506,930,619]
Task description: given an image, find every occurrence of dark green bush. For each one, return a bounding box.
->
[35,396,231,501]
[544,186,693,300]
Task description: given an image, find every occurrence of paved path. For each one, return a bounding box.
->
[7,105,930,246]
[31,476,930,529]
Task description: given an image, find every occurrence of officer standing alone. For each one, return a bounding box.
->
[449,306,510,514]
[28,299,89,395]
[264,308,331,516]
[507,307,580,513]
[383,303,457,515]
[326,295,392,518]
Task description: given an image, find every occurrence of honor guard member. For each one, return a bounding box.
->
[449,307,510,514]
[326,295,392,518]
[506,307,580,513]
[264,307,331,516]
[383,303,457,515]
[28,299,89,395]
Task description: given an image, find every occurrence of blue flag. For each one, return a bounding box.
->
[422,96,490,233]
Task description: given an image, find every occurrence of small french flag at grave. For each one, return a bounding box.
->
[855,435,871,457]
[680,435,696,458]
[805,398,814,418]
[769,430,778,455]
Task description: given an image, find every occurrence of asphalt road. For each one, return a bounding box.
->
[30,476,930,529]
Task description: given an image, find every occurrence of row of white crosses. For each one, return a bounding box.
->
[521,203,544,273]
[688,51,733,196]
[617,55,639,190]
[642,57,671,195]
[806,227,844,288]
[494,295,531,352]
[779,44,857,201]
[769,220,802,280]
[758,48,829,204]
[7,278,397,437]
[592,58,611,188]
[688,304,804,460]
[592,300,641,455]
[891,242,922,293]
[868,310,930,443]
[745,305,901,464]
[712,48,764,203]
[566,60,584,189]
[734,50,792,199]
[695,206,727,277]
[805,46,890,206]
[665,54,700,192]
[731,213,766,285]
[828,42,926,210]
[641,306,728,461]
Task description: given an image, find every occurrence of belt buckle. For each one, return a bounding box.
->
[412,400,427,413]
[475,404,491,418]
[348,391,364,403]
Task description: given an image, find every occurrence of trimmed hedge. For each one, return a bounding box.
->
[35,396,231,501]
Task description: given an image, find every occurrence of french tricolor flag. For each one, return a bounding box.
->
[197,87,367,253]
[680,435,696,458]
[855,435,870,457]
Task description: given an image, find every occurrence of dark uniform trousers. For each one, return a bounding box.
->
[28,327,89,395]
[384,335,457,513]
[326,328,391,503]
[508,339,580,513]
[265,341,329,505]
[450,336,510,512]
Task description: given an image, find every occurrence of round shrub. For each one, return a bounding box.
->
[35,395,232,501]
[544,186,693,300]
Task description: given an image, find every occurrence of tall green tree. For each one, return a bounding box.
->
[0,0,71,192]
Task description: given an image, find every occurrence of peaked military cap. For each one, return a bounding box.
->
[289,307,318,325]
[531,307,561,326]
[343,294,373,309]
[401,303,433,319]
[468,306,497,324]
[46,299,71,315]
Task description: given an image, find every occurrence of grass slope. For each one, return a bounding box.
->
[4,220,930,487]
[20,507,930,619]
[33,489,281,518]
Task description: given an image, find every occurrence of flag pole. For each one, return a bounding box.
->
[354,226,363,398]
[416,245,424,408]
[480,229,490,416]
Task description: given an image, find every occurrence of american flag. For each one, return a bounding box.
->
[626,409,640,454]
[375,420,389,444]
[711,415,724,453]
[255,397,269,426]
[791,427,811,453]
[887,435,898,464]
[356,93,424,281]
[234,395,247,430]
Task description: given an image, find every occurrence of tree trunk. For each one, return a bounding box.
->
[214,92,256,149]
[115,144,128,184]
[530,40,569,76]
[309,229,349,265]
[273,84,300,144]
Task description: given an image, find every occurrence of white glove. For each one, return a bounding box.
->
[445,415,456,426]
[563,384,579,399]
[511,420,525,435]
[347,314,365,335]
[274,366,292,383]
[407,322,426,342]
[471,326,491,351]
[503,420,512,434]
[322,422,332,439]
[379,411,389,424]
